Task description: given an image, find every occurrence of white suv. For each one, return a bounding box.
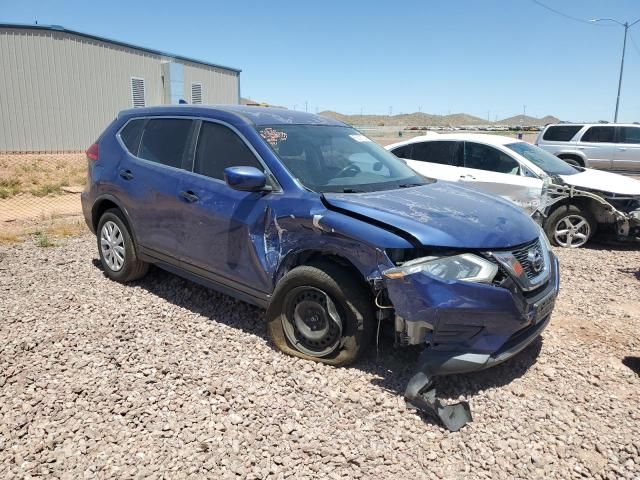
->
[535,123,640,171]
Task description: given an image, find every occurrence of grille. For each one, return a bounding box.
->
[511,238,544,280]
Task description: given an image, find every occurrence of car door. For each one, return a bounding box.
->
[459,141,544,214]
[174,120,275,295]
[577,126,616,169]
[613,126,640,171]
[391,140,463,181]
[116,117,196,256]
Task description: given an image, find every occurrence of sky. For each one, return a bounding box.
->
[2,0,640,122]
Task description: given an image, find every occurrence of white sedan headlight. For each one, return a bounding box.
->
[383,253,498,283]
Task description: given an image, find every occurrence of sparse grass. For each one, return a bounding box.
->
[0,231,21,244]
[33,230,56,248]
[0,218,87,246]
[0,178,22,198]
[0,154,86,198]
[30,183,64,197]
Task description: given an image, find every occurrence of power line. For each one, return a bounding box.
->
[530,0,608,26]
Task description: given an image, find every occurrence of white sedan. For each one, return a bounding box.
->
[386,133,640,248]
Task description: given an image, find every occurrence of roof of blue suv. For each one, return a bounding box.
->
[118,105,347,127]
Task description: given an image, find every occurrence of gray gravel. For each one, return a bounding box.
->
[1,234,639,479]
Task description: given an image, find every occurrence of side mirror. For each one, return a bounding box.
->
[224,166,269,192]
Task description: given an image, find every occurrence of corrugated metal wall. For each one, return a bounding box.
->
[183,61,239,105]
[0,27,240,152]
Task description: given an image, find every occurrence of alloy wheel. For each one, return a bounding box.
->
[554,214,590,248]
[100,220,126,271]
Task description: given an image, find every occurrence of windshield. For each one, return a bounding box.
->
[257,125,432,193]
[506,142,578,176]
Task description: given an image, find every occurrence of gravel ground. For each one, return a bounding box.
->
[1,234,639,479]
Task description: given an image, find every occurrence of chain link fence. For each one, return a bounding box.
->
[0,152,87,241]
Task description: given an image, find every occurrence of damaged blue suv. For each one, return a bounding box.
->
[82,106,559,430]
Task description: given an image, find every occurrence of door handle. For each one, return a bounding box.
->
[460,174,475,180]
[180,190,199,203]
[618,148,627,152]
[119,169,134,180]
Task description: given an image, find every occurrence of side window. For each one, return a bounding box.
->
[410,141,460,166]
[138,119,194,169]
[194,122,263,180]
[390,145,412,158]
[119,119,145,156]
[619,126,640,144]
[542,125,582,141]
[580,126,615,143]
[464,142,520,174]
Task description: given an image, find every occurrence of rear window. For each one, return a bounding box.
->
[119,119,145,155]
[390,145,412,158]
[542,125,583,142]
[581,126,615,143]
[619,126,640,144]
[410,141,460,166]
[138,119,194,169]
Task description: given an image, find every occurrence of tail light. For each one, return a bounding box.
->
[86,143,99,161]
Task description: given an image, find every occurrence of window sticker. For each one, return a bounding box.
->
[349,134,371,143]
[260,127,288,146]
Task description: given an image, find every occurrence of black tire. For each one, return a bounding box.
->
[96,208,149,282]
[559,157,581,167]
[266,261,374,366]
[544,204,597,248]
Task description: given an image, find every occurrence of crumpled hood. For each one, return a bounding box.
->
[323,181,539,249]
[559,168,640,196]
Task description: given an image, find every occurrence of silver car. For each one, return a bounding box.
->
[536,123,640,171]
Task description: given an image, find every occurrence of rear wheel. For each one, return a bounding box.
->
[544,204,596,248]
[97,209,149,282]
[267,261,374,366]
[559,156,582,167]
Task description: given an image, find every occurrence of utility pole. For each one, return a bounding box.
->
[590,17,640,122]
[305,101,308,113]
[614,22,628,122]
[389,106,393,117]
[522,105,527,125]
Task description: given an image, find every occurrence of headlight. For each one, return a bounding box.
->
[538,225,552,251]
[383,253,498,283]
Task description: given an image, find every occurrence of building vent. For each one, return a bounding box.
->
[131,77,146,108]
[191,83,203,104]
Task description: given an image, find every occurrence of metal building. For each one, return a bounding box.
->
[0,23,241,152]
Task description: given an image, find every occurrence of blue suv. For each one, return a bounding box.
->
[82,106,559,430]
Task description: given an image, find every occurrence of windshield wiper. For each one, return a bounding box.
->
[341,188,365,193]
[398,183,423,189]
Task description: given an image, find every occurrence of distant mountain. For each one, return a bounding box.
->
[497,114,560,125]
[239,101,559,126]
[319,111,492,127]
[320,111,559,127]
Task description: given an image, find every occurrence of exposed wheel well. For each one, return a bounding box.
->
[92,199,120,231]
[276,251,371,292]
[546,196,609,224]
[557,154,584,167]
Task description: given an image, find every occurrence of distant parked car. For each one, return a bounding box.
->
[536,123,640,170]
[81,106,559,431]
[387,133,640,248]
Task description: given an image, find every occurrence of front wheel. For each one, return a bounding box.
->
[544,204,596,248]
[266,261,374,366]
